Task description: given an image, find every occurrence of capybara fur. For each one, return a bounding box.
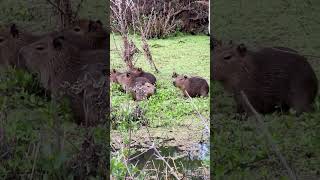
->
[172,72,209,98]
[110,69,123,83]
[0,24,49,69]
[58,19,108,50]
[129,67,157,84]
[117,72,151,92]
[213,41,318,115]
[131,82,156,101]
[19,35,108,126]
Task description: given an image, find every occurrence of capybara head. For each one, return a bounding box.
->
[110,69,120,83]
[19,35,79,89]
[132,82,156,101]
[172,72,188,88]
[130,67,143,75]
[0,24,39,68]
[59,19,108,49]
[212,40,248,81]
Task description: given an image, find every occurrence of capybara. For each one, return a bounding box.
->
[213,41,318,115]
[117,72,151,92]
[129,67,157,84]
[57,19,108,50]
[19,35,108,126]
[0,24,50,69]
[130,82,156,101]
[172,72,209,98]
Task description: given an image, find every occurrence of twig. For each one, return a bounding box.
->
[151,144,181,180]
[46,0,66,14]
[240,91,297,180]
[30,141,40,179]
[184,90,210,136]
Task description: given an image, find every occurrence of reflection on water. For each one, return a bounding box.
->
[129,142,209,178]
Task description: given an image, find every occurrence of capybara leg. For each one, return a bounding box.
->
[201,88,209,97]
[290,95,313,116]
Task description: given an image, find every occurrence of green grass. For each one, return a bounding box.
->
[111,34,210,127]
[213,0,320,179]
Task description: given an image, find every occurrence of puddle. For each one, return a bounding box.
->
[128,143,209,179]
[111,126,210,178]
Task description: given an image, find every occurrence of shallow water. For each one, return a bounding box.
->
[129,142,210,178]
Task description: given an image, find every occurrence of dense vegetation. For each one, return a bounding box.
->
[0,1,108,178]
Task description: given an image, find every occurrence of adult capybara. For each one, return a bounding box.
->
[0,24,49,69]
[19,35,108,126]
[172,72,209,97]
[129,67,157,85]
[213,41,318,115]
[57,19,108,50]
[130,82,156,101]
[117,72,151,92]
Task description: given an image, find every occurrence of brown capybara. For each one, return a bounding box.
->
[19,35,108,126]
[57,19,108,50]
[213,41,318,115]
[0,24,51,69]
[172,72,209,98]
[110,69,123,83]
[117,72,151,92]
[129,67,157,85]
[130,82,156,101]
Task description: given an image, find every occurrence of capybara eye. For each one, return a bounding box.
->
[36,45,45,51]
[224,55,232,60]
[74,27,81,32]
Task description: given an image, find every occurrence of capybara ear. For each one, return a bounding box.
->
[184,75,188,79]
[53,37,63,50]
[112,69,116,73]
[172,72,178,78]
[237,43,247,56]
[96,20,102,26]
[10,24,19,38]
[137,67,142,72]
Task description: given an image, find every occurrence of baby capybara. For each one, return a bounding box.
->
[172,72,209,97]
[131,82,156,101]
[213,40,318,115]
[117,72,151,92]
[130,67,157,84]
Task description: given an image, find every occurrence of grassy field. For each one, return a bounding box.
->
[110,34,210,178]
[213,0,320,179]
[0,1,108,178]
[111,34,210,127]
